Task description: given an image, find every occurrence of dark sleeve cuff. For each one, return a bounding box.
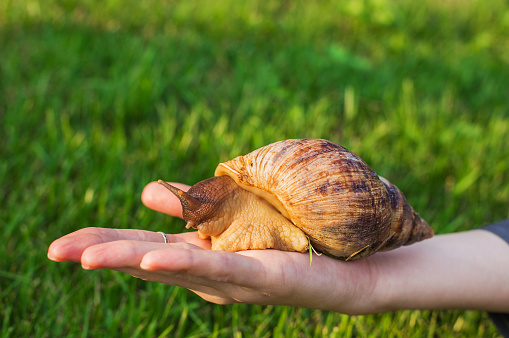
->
[481,219,509,244]
[488,312,509,338]
[480,219,509,337]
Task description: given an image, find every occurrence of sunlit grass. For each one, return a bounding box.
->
[1,0,508,336]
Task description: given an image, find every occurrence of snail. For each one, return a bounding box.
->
[158,139,434,260]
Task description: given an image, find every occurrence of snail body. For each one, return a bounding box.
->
[159,139,433,260]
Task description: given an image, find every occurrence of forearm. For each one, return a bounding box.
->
[370,230,509,313]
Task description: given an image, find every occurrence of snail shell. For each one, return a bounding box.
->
[159,139,433,260]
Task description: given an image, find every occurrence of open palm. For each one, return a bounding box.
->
[48,181,377,314]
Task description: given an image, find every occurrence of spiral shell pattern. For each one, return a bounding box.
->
[215,139,433,260]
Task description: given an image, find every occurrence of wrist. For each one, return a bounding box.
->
[366,231,509,313]
[319,256,386,315]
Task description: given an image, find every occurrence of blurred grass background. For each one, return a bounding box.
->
[2,0,509,336]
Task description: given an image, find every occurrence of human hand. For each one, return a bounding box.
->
[48,181,509,314]
[47,181,379,314]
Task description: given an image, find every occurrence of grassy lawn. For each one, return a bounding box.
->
[2,0,509,336]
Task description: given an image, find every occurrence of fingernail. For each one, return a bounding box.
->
[82,263,97,270]
[140,257,156,270]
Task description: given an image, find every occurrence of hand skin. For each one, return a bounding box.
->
[48,181,509,315]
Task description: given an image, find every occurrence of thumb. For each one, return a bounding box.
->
[141,181,190,218]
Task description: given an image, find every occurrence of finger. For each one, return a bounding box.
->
[141,181,190,217]
[140,248,308,305]
[81,240,232,301]
[140,247,267,288]
[168,231,212,249]
[48,227,159,262]
[47,227,208,262]
[111,247,312,306]
[80,240,202,270]
[113,266,238,304]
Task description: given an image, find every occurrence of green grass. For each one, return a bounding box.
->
[2,0,509,336]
